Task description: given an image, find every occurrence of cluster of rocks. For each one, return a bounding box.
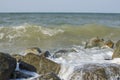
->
[84,36,114,49]
[0,47,61,80]
[84,37,120,59]
[1,38,120,80]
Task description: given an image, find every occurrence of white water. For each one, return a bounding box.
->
[50,46,120,80]
[11,45,120,80]
[10,62,40,80]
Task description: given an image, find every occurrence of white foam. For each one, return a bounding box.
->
[0,33,4,39]
[112,58,120,64]
[41,28,64,36]
[58,64,75,80]
[52,46,115,80]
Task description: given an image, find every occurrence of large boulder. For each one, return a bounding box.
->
[70,64,120,80]
[0,52,16,80]
[21,53,60,75]
[112,40,120,59]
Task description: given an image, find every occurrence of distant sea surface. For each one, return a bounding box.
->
[0,13,120,53]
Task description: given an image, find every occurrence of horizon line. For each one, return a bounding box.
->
[0,11,120,14]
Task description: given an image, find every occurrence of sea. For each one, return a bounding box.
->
[0,13,120,80]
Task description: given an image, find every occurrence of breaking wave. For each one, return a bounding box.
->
[0,24,120,53]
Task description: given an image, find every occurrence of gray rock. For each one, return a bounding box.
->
[70,64,120,80]
[0,52,16,80]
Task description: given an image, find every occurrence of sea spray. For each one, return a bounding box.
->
[50,46,120,80]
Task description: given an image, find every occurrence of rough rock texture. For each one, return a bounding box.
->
[12,54,23,61]
[112,40,120,59]
[70,64,120,80]
[22,53,60,75]
[104,40,114,48]
[39,72,61,80]
[85,37,104,48]
[25,47,42,55]
[53,49,77,58]
[0,52,16,80]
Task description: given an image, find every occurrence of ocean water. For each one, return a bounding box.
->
[0,13,120,53]
[0,13,120,80]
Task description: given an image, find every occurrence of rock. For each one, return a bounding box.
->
[41,51,51,57]
[11,71,32,79]
[112,40,120,59]
[19,61,37,72]
[54,49,68,58]
[22,53,60,75]
[104,40,114,48]
[12,54,23,61]
[25,47,42,55]
[70,64,120,80]
[85,37,104,48]
[53,49,77,58]
[0,52,16,80]
[40,72,61,80]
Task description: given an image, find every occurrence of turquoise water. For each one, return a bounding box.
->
[0,13,120,53]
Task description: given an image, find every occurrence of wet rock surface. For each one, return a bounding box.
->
[70,63,120,80]
[22,53,61,75]
[19,61,37,72]
[0,52,16,80]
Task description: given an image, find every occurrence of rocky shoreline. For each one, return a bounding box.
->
[0,47,61,80]
[1,38,120,80]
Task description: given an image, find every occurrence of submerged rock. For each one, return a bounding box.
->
[112,40,120,59]
[53,49,77,58]
[0,52,16,80]
[70,64,120,80]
